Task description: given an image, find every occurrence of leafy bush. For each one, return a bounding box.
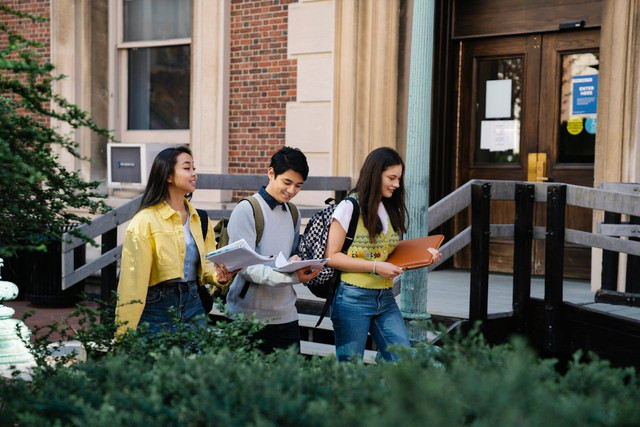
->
[0,4,111,256]
[2,301,639,426]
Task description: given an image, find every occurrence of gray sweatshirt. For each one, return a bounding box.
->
[225,192,301,324]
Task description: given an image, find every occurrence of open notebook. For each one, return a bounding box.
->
[386,234,445,270]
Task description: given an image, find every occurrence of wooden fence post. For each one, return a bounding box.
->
[627,215,640,293]
[470,183,491,322]
[544,184,566,352]
[101,228,118,302]
[513,183,534,332]
[601,211,621,291]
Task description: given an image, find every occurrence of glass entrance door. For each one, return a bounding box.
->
[455,29,599,279]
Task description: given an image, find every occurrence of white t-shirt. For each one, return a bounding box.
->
[182,221,199,281]
[332,199,389,234]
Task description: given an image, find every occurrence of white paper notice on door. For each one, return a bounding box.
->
[480,120,519,152]
[485,79,512,119]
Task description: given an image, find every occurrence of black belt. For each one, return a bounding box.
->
[154,279,198,290]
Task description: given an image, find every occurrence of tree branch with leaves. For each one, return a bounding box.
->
[0,3,112,256]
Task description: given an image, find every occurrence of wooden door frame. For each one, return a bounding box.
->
[538,28,600,185]
[457,35,542,184]
[454,34,543,272]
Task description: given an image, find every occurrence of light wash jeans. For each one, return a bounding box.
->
[330,282,410,362]
[138,280,206,335]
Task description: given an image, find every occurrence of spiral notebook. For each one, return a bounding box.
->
[386,234,445,270]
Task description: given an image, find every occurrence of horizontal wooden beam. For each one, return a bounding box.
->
[489,224,514,238]
[427,180,473,232]
[597,223,640,237]
[62,245,123,290]
[565,229,640,257]
[599,182,640,195]
[429,226,471,270]
[62,195,142,252]
[196,174,351,191]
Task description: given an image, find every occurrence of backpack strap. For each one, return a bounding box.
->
[315,196,359,327]
[195,209,214,314]
[287,202,299,229]
[196,209,208,240]
[241,196,265,247]
[341,197,359,254]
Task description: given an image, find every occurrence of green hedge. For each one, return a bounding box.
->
[1,303,639,426]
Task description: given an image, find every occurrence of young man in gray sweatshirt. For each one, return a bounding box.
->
[226,147,321,353]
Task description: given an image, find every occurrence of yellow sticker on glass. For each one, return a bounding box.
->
[567,116,583,135]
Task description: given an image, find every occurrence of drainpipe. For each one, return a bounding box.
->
[399,0,436,344]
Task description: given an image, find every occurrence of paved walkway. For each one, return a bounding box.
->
[4,300,87,341]
[6,269,640,341]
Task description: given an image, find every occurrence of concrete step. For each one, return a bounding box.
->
[300,340,377,364]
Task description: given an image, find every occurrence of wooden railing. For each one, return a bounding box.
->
[60,177,640,364]
[62,178,640,297]
[60,174,351,298]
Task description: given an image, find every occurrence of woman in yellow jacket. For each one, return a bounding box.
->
[115,146,231,338]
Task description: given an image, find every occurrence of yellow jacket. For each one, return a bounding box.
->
[115,199,224,337]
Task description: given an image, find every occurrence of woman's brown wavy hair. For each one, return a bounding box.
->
[354,147,408,242]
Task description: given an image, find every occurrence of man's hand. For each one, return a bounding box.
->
[296,265,322,284]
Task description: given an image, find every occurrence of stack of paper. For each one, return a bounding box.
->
[206,239,328,273]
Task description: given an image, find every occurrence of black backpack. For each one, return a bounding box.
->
[196,208,217,315]
[297,197,359,326]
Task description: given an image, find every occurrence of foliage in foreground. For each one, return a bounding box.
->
[0,4,111,256]
[0,298,639,426]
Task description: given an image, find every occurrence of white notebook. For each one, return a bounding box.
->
[206,239,328,273]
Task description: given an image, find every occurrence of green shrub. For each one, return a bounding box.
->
[2,303,639,426]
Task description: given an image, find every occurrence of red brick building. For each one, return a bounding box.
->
[3,0,640,284]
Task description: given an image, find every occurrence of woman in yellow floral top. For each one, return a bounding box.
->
[325,147,441,361]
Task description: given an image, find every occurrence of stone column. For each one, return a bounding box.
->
[333,0,401,181]
[50,0,92,181]
[591,0,640,290]
[189,0,231,205]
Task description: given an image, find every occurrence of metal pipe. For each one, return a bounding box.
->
[399,0,436,344]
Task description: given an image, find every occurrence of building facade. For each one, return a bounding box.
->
[2,0,639,288]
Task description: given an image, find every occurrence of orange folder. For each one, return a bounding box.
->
[386,234,445,270]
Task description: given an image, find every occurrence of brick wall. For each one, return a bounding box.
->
[0,0,51,123]
[0,0,50,60]
[228,0,297,196]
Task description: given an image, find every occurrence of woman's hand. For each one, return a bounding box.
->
[374,262,404,280]
[214,263,233,284]
[296,265,322,284]
[428,248,443,264]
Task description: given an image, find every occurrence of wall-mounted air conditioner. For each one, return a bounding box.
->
[107,143,176,189]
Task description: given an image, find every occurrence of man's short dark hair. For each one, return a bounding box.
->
[270,146,309,180]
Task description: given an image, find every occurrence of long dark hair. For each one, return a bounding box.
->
[137,146,193,212]
[355,147,408,241]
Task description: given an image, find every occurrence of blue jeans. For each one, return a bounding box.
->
[138,280,206,336]
[331,282,410,362]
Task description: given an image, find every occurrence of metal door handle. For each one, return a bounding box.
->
[527,153,548,182]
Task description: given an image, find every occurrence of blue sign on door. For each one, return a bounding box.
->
[572,74,598,115]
